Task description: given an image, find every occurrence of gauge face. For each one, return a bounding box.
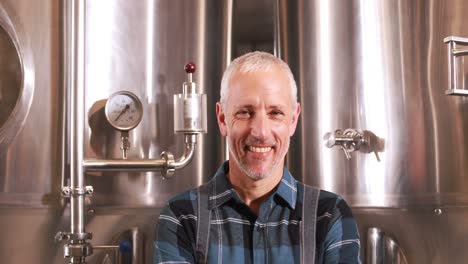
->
[105,91,143,131]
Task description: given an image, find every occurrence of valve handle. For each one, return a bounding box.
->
[340,146,352,160]
[184,62,196,83]
[184,62,196,74]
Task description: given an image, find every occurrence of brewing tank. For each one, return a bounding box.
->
[82,0,227,207]
[0,0,229,262]
[279,0,468,262]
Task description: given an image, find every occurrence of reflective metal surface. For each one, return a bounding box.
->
[83,0,226,207]
[367,227,407,264]
[0,0,229,263]
[6,0,468,262]
[0,1,34,158]
[280,0,468,208]
[354,207,468,263]
[0,0,52,205]
[0,207,159,263]
[278,0,468,263]
[0,25,21,128]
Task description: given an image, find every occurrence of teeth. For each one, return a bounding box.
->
[248,146,272,153]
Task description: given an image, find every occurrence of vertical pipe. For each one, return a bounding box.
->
[195,0,206,186]
[448,41,455,90]
[367,227,384,264]
[383,235,408,263]
[273,0,281,58]
[131,228,144,264]
[61,0,70,191]
[68,0,86,237]
[273,0,291,61]
[221,0,233,162]
[367,227,408,264]
[447,41,455,90]
[222,0,233,69]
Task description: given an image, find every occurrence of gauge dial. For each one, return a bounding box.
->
[105,91,143,131]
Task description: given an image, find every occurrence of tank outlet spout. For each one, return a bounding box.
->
[323,129,385,161]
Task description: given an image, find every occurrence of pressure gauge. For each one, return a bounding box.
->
[105,91,143,131]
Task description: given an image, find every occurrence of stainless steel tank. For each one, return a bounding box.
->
[0,0,229,263]
[279,0,468,262]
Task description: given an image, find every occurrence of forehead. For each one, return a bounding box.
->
[226,68,292,108]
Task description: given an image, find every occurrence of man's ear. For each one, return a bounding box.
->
[289,103,301,137]
[216,102,228,136]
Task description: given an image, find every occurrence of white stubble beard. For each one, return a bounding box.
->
[228,137,290,181]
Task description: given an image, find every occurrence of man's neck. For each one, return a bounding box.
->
[228,163,283,216]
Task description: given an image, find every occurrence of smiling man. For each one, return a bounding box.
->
[154,52,361,263]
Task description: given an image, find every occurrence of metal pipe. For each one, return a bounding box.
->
[451,42,458,91]
[367,227,408,264]
[68,0,86,238]
[222,0,233,70]
[273,0,282,58]
[57,0,93,262]
[83,159,167,172]
[61,0,93,263]
[171,134,197,170]
[130,228,144,264]
[220,0,233,162]
[367,227,385,264]
[452,49,468,56]
[83,134,197,172]
[61,0,71,193]
[444,36,468,45]
[93,245,119,250]
[447,41,455,91]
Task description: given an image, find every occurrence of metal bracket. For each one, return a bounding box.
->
[61,186,94,198]
[444,36,468,96]
[64,242,94,258]
[55,231,93,242]
[160,151,175,178]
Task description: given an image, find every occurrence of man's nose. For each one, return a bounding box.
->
[250,114,270,139]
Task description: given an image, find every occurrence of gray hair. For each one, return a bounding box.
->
[220,51,298,109]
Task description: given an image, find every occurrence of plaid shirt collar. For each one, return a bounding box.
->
[207,161,298,210]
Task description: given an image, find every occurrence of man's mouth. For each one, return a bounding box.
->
[247,146,272,153]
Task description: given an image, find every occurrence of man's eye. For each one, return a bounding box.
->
[235,110,251,119]
[270,110,284,116]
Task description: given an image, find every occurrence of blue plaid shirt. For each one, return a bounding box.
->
[154,162,361,263]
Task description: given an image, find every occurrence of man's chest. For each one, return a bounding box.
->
[205,204,302,263]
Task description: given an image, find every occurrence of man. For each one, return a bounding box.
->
[154,51,361,263]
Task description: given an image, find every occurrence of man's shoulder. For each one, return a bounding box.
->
[298,183,353,218]
[316,189,355,224]
[163,175,219,215]
[317,189,346,205]
[162,187,200,217]
[298,182,344,202]
[167,187,198,204]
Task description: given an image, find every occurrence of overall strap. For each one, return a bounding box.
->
[195,182,212,264]
[301,184,320,263]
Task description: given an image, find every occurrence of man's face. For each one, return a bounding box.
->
[216,67,301,181]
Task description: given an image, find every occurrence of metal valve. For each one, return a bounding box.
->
[323,129,384,161]
[120,131,130,159]
[173,62,208,134]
